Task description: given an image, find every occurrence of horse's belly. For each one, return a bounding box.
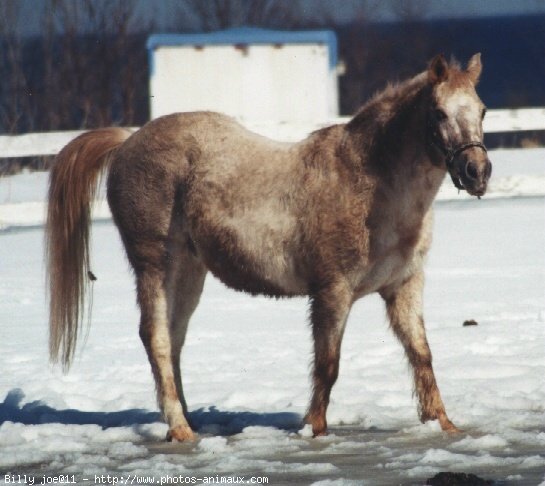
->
[189,207,307,297]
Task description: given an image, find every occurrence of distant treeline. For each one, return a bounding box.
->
[0,11,544,172]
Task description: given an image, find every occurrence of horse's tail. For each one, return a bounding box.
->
[46,127,132,370]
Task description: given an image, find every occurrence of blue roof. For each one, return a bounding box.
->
[147,28,338,70]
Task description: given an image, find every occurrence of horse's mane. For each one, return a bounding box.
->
[346,72,429,143]
[346,58,467,146]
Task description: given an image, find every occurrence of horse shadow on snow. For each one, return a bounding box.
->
[0,389,302,438]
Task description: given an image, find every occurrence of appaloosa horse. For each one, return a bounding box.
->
[46,54,491,441]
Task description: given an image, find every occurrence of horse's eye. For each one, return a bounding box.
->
[434,108,448,122]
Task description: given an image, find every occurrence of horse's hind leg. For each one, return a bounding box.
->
[166,237,207,422]
[136,266,196,441]
[381,271,459,433]
[108,151,202,440]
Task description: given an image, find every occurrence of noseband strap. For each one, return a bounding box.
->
[444,141,488,170]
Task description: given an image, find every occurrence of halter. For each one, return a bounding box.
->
[427,118,488,190]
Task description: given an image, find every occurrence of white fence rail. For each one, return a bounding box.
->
[1,108,544,159]
[0,129,89,158]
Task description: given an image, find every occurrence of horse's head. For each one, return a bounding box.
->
[426,53,492,197]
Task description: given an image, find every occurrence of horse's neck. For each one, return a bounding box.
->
[382,128,446,220]
[363,96,447,224]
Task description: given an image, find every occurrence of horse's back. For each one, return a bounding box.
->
[111,111,292,178]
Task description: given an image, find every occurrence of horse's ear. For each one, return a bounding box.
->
[428,54,449,84]
[466,53,482,85]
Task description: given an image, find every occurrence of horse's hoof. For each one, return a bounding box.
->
[304,413,328,438]
[440,417,462,435]
[166,425,196,442]
[313,429,328,438]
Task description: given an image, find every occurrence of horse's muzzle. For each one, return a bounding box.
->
[452,146,492,197]
[460,157,492,197]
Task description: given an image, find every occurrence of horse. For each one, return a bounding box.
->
[46,53,491,442]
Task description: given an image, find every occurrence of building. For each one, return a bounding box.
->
[147,28,339,122]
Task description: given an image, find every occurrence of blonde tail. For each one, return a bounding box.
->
[45,127,131,369]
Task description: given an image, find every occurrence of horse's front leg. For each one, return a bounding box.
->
[381,271,459,433]
[305,282,352,437]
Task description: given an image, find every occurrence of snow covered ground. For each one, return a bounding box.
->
[0,148,544,485]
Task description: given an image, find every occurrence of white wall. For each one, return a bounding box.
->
[149,43,338,122]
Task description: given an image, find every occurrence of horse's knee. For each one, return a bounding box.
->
[314,355,339,385]
[406,345,432,369]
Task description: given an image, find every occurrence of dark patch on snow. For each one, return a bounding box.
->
[427,472,494,485]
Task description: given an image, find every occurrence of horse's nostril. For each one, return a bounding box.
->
[465,161,479,180]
